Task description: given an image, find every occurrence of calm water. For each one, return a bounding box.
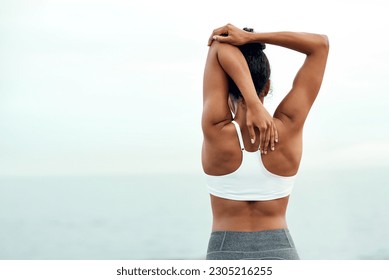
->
[0,168,388,260]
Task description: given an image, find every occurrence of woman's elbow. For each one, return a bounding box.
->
[319,34,330,52]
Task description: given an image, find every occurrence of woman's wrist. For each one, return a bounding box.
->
[249,32,268,44]
[246,98,264,110]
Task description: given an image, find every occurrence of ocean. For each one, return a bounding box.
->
[0,168,388,260]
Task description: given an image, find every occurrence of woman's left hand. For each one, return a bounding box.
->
[208,23,251,46]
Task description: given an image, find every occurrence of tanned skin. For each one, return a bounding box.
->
[202,24,329,231]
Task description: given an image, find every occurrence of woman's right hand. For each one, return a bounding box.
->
[208,23,252,46]
[246,103,278,155]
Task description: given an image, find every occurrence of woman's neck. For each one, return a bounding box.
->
[233,103,262,152]
[233,102,247,124]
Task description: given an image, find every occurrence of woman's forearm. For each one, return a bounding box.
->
[216,42,262,107]
[214,42,278,148]
[210,24,328,55]
[248,32,329,55]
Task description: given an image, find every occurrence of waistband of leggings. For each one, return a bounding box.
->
[208,228,296,252]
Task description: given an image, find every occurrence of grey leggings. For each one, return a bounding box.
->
[206,229,300,260]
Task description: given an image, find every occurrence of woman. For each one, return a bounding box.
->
[202,24,329,260]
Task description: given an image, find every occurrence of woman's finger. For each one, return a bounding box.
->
[248,125,256,145]
[275,125,279,144]
[208,24,231,46]
[259,127,266,154]
[270,123,276,151]
[263,128,271,155]
[207,25,229,46]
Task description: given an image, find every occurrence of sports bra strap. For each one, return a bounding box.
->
[231,120,245,151]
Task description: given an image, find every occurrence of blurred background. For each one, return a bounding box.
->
[0,0,388,259]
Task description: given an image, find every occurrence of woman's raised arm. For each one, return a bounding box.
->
[210,24,329,130]
[203,41,278,153]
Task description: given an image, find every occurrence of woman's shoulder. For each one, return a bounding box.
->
[268,117,303,173]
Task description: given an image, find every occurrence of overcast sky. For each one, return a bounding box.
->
[1,0,388,176]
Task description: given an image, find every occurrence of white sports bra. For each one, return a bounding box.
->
[205,120,296,201]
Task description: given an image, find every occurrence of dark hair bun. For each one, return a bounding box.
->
[243,27,265,50]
